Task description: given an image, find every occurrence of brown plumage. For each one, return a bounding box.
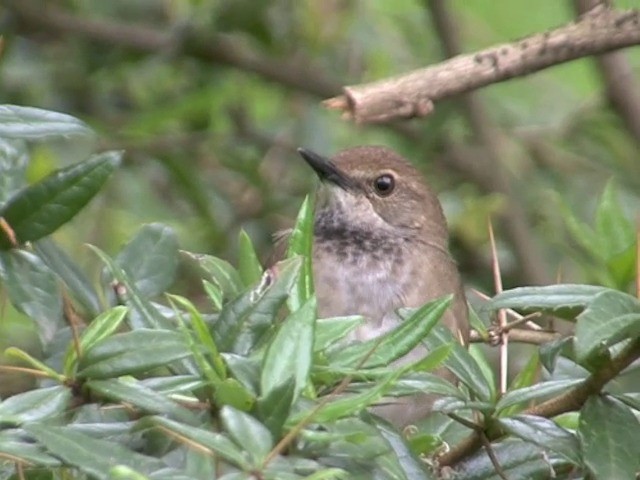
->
[297,145,469,427]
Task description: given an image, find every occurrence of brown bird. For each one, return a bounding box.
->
[298,145,469,427]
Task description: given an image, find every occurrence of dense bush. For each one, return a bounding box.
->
[0,107,639,479]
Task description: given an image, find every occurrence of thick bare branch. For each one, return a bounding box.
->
[326,6,640,123]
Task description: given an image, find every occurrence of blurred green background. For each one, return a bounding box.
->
[1,0,639,392]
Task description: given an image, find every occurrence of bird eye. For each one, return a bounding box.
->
[373,174,395,196]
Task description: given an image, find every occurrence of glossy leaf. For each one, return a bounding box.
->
[314,316,363,352]
[0,105,94,139]
[579,395,640,479]
[286,195,314,311]
[238,229,263,286]
[86,379,197,424]
[186,251,243,301]
[0,137,28,204]
[146,416,249,468]
[114,224,179,298]
[77,329,192,379]
[63,306,128,376]
[489,284,607,319]
[498,415,582,465]
[575,289,640,363]
[0,430,61,466]
[34,238,102,316]
[256,378,295,439]
[328,296,451,369]
[220,406,273,463]
[0,249,62,345]
[496,379,583,413]
[0,151,121,248]
[539,336,573,373]
[0,386,71,426]
[25,424,163,479]
[261,296,316,401]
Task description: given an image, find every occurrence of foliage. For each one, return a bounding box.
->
[0,108,639,479]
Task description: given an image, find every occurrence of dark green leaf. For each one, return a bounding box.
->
[77,329,192,379]
[256,378,295,438]
[34,238,102,316]
[261,296,316,400]
[579,395,640,479]
[238,229,263,287]
[498,415,582,465]
[489,284,607,319]
[0,249,62,345]
[496,379,583,413]
[501,350,540,416]
[286,195,314,311]
[86,379,197,424]
[0,105,94,139]
[185,252,243,301]
[328,296,451,369]
[0,430,61,466]
[145,416,249,468]
[25,424,163,479]
[423,325,493,402]
[575,289,640,363]
[90,245,173,330]
[539,336,573,373]
[215,256,302,354]
[214,378,256,411]
[114,224,179,298]
[0,138,28,203]
[0,151,121,248]
[0,386,71,426]
[220,406,273,463]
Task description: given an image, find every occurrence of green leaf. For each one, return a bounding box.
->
[314,316,363,352]
[214,378,256,411]
[489,284,607,319]
[539,336,573,373]
[77,329,192,379]
[575,289,640,363]
[63,306,128,376]
[0,249,63,345]
[90,245,172,330]
[4,347,64,381]
[114,224,179,298]
[0,386,71,426]
[86,379,197,424]
[256,378,295,439]
[328,296,452,369]
[579,396,640,479]
[238,229,263,287]
[498,415,582,465]
[500,350,540,416]
[0,151,121,248]
[0,105,94,139]
[25,424,163,479]
[261,296,316,400]
[286,195,314,311]
[0,138,28,204]
[145,416,249,469]
[0,430,61,466]
[595,180,634,257]
[422,325,493,402]
[496,379,583,413]
[379,372,463,399]
[220,406,273,464]
[185,251,243,301]
[215,256,302,354]
[34,238,102,316]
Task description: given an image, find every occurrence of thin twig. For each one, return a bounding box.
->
[480,432,509,480]
[471,289,543,331]
[488,219,508,394]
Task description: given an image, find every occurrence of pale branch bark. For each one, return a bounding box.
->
[574,0,640,145]
[325,6,640,124]
[439,337,640,467]
[468,328,560,345]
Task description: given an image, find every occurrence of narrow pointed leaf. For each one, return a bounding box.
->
[238,229,263,287]
[261,296,316,400]
[314,316,363,352]
[0,386,71,426]
[185,252,243,301]
[0,151,121,248]
[496,379,583,413]
[286,195,314,311]
[220,406,273,463]
[328,296,452,369]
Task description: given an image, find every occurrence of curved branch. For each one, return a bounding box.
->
[326,6,640,123]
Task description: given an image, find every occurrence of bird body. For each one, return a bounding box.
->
[298,146,469,427]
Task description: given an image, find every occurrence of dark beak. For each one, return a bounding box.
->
[297,148,355,190]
